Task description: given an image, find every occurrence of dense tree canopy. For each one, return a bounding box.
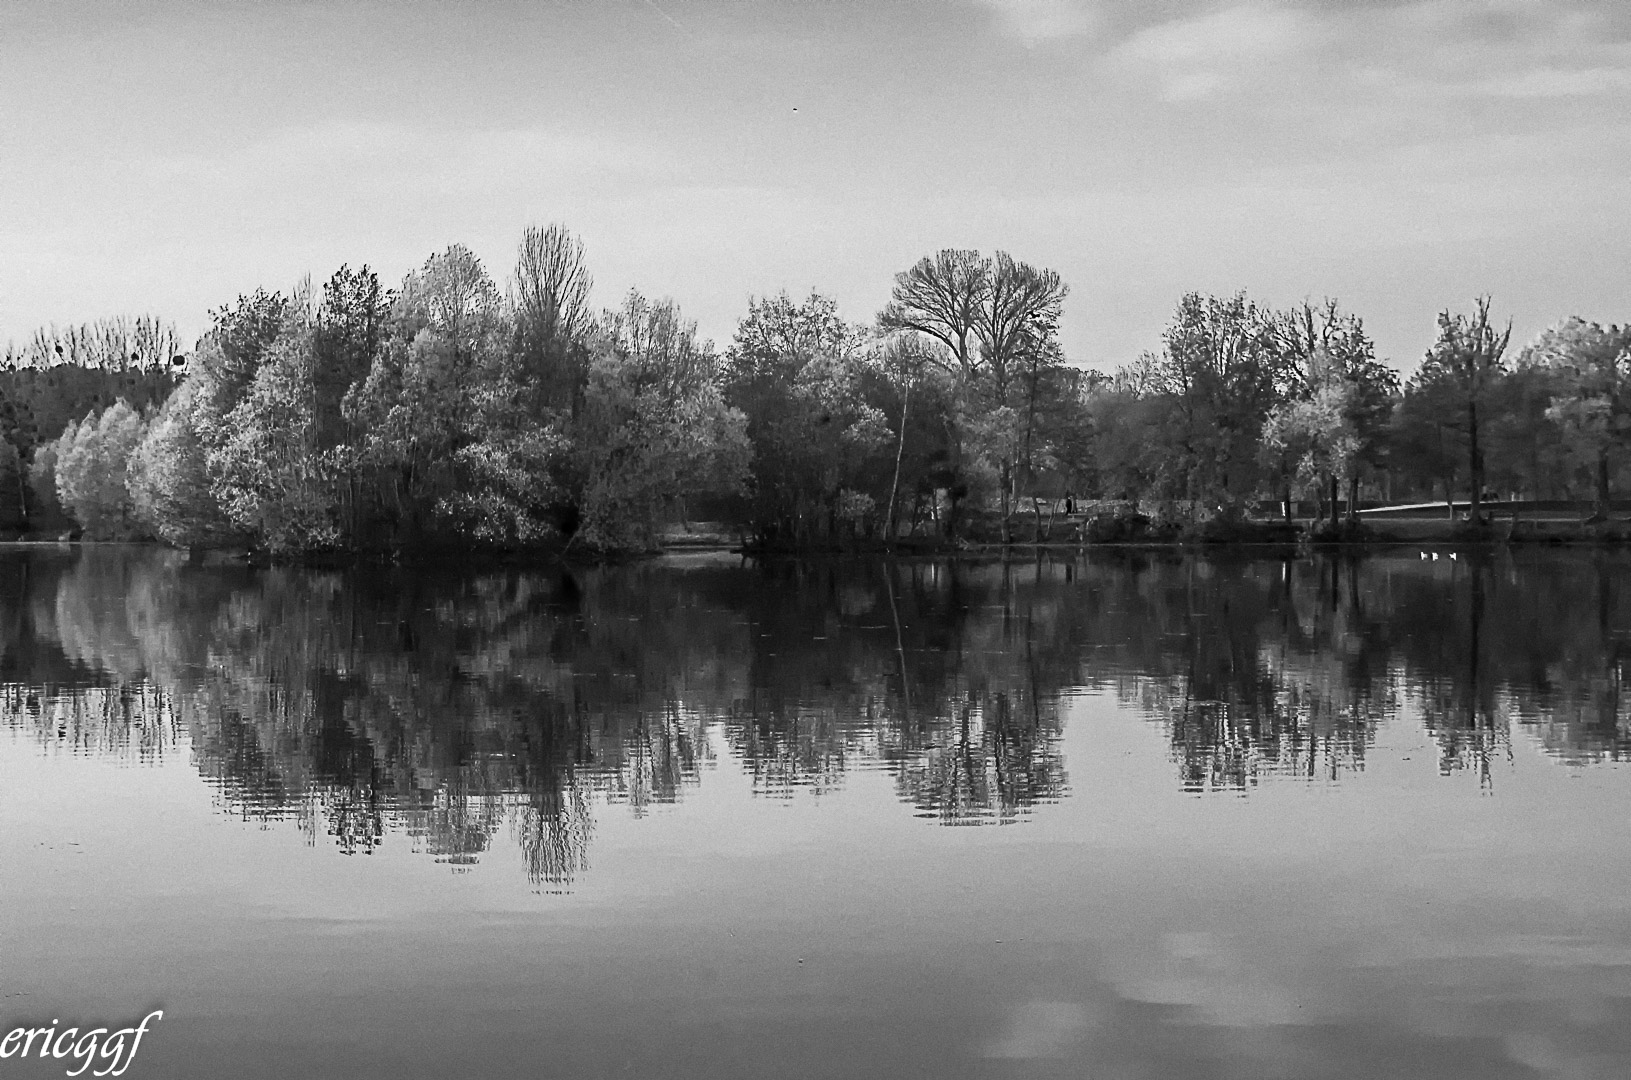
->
[3,228,1626,551]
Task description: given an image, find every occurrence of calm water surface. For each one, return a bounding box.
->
[3,546,1631,1079]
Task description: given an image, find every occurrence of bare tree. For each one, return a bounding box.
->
[878,249,988,376]
[601,290,716,391]
[17,316,182,370]
[511,224,594,412]
[513,223,593,352]
[977,252,1067,396]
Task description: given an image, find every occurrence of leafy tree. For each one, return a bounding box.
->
[54,401,148,538]
[209,330,337,553]
[1085,369,1170,502]
[574,291,749,551]
[311,265,391,537]
[725,292,888,544]
[1388,383,1466,509]
[0,385,34,525]
[727,291,858,383]
[127,380,234,547]
[1521,318,1631,516]
[1118,292,1287,517]
[974,256,1069,539]
[0,365,174,478]
[312,265,389,443]
[194,289,294,416]
[1260,354,1361,522]
[27,437,64,525]
[1261,301,1397,522]
[0,440,24,528]
[1484,362,1571,502]
[879,249,1070,540]
[1410,297,1512,522]
[436,376,568,545]
[342,247,565,548]
[343,329,479,545]
[395,244,503,366]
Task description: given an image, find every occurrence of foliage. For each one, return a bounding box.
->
[195,289,294,416]
[14,229,1627,553]
[1522,318,1631,511]
[1406,297,1512,519]
[0,440,25,528]
[209,330,338,552]
[0,366,174,466]
[343,329,484,544]
[725,292,892,543]
[53,401,148,538]
[27,437,63,524]
[1100,292,1286,516]
[127,380,233,547]
[1261,362,1361,501]
[1258,303,1396,520]
[877,249,1070,539]
[574,292,749,551]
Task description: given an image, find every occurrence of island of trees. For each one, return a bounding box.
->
[1,224,1627,556]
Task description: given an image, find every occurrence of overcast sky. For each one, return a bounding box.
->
[2,0,1627,371]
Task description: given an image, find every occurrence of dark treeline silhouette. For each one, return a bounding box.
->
[2,548,1628,884]
[7,228,1625,554]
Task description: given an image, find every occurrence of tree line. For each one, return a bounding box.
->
[3,226,1628,553]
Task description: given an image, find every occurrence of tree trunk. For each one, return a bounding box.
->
[1328,473,1339,528]
[15,455,28,531]
[999,461,1012,545]
[1034,493,1052,541]
[1346,474,1359,526]
[884,379,911,547]
[1596,453,1612,519]
[1468,399,1484,523]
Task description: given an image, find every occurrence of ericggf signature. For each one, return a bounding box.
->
[0,1011,161,1077]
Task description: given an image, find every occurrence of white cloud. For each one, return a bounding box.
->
[1466,66,1631,98]
[974,0,1098,46]
[1107,4,1324,101]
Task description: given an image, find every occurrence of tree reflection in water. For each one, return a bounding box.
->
[1,547,1629,885]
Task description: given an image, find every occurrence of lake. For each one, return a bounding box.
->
[3,545,1630,1079]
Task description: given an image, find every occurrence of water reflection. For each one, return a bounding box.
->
[2,547,1629,885]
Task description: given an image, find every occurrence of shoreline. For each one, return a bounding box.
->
[8,516,1631,566]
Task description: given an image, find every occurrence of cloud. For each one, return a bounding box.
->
[1464,65,1631,98]
[983,1000,1098,1058]
[974,0,1098,45]
[1106,4,1323,101]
